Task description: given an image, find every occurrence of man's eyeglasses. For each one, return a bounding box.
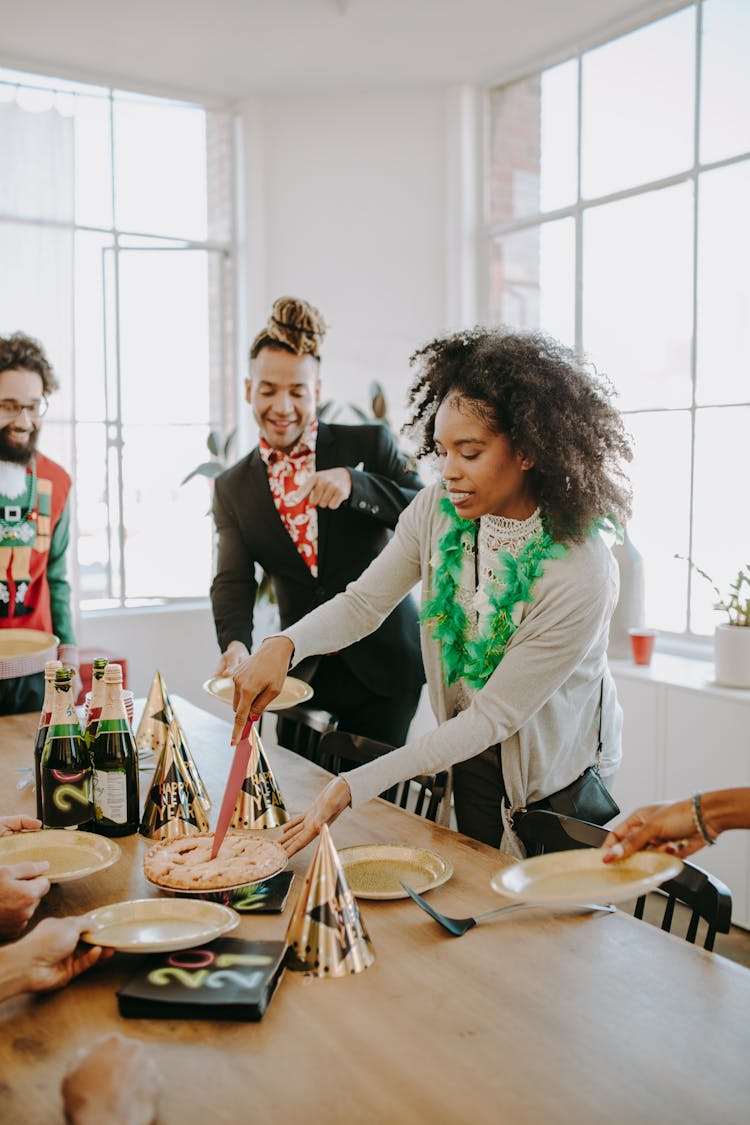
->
[0,397,49,421]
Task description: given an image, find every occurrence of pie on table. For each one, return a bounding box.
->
[144,832,287,890]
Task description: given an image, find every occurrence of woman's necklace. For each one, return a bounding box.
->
[421,496,568,690]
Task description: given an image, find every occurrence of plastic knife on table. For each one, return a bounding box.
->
[210,715,259,860]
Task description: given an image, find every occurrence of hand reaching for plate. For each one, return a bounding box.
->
[0,815,42,837]
[0,860,51,938]
[215,641,250,678]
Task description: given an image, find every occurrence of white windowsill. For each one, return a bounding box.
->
[81,599,211,621]
[609,652,750,704]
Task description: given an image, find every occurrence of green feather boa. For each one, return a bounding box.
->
[421,497,568,690]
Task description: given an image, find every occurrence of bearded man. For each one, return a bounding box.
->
[0,333,77,715]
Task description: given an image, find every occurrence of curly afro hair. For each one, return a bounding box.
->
[0,332,57,394]
[405,327,632,543]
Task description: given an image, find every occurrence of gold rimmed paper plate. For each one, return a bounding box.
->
[203,674,313,711]
[81,898,239,953]
[0,830,121,883]
[338,844,454,900]
[491,849,683,907]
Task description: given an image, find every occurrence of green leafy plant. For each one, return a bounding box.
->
[318,380,390,428]
[677,556,750,627]
[181,430,236,485]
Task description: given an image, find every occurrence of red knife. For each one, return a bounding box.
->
[210,715,259,860]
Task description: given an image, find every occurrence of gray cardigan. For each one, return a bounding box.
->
[284,483,622,855]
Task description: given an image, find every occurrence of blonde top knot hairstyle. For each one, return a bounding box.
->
[249,296,327,361]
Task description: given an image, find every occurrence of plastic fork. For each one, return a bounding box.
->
[400,882,614,936]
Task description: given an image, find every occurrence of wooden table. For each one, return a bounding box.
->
[1,698,749,1124]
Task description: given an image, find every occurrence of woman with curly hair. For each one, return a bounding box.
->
[231,327,633,856]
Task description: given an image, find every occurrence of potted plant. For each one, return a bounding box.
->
[681,558,750,688]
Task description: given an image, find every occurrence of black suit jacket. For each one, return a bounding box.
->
[210,422,425,697]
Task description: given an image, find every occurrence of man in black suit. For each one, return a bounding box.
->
[210,296,424,746]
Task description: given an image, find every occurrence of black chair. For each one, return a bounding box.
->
[316,729,448,823]
[516,808,733,952]
[271,704,339,762]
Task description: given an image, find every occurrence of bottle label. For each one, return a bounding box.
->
[47,723,82,739]
[97,719,131,734]
[93,769,128,825]
[41,768,92,828]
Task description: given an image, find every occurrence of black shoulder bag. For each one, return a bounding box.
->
[514,680,620,847]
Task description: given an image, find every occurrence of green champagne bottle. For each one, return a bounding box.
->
[84,657,109,745]
[33,659,62,820]
[40,668,93,830]
[90,663,140,836]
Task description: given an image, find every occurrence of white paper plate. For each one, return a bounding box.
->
[338,844,454,900]
[81,898,239,953]
[491,848,683,906]
[203,674,313,711]
[0,830,121,883]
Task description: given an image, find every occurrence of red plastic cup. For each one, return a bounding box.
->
[84,689,135,726]
[629,628,656,666]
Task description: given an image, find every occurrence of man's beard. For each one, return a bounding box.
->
[0,427,38,465]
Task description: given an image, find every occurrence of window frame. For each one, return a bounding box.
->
[0,68,237,613]
[481,0,750,644]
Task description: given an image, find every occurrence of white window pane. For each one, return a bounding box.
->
[701,0,750,164]
[691,407,750,634]
[539,61,578,213]
[582,184,693,410]
[0,222,75,423]
[75,231,114,422]
[490,218,574,343]
[73,94,113,228]
[488,76,541,223]
[696,161,750,405]
[581,9,694,198]
[0,99,74,222]
[114,95,207,239]
[626,411,691,634]
[489,62,578,224]
[77,423,112,603]
[122,425,213,600]
[117,250,213,425]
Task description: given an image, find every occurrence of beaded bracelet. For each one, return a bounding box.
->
[692,793,717,846]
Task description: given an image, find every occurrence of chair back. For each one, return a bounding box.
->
[516,809,732,951]
[316,730,448,823]
[272,704,338,761]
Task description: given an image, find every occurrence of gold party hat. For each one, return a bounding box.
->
[230,724,290,830]
[139,721,210,840]
[134,669,171,754]
[285,824,374,977]
[171,717,211,811]
[134,670,210,810]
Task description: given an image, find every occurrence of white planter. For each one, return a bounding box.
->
[714,623,750,689]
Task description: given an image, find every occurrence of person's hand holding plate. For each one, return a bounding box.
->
[230,636,295,744]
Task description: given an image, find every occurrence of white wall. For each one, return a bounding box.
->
[79,603,223,716]
[238,84,478,436]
